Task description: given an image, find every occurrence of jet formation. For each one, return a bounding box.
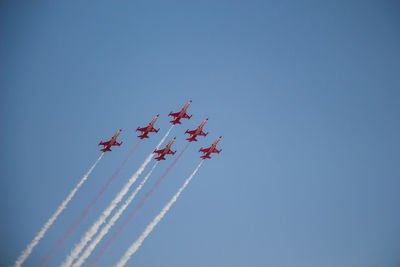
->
[15,100,222,267]
[98,100,222,160]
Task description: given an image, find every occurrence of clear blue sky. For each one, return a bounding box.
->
[1,1,400,266]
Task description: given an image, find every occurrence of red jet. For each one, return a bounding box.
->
[98,129,123,152]
[185,118,209,142]
[199,136,222,159]
[153,137,177,161]
[168,100,192,125]
[136,114,160,139]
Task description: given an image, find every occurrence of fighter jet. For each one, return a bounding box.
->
[168,100,192,125]
[153,137,177,161]
[98,129,123,152]
[199,136,222,159]
[136,114,160,139]
[185,118,209,142]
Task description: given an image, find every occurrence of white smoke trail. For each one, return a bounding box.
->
[14,153,104,267]
[115,160,204,267]
[62,126,173,267]
[73,162,159,267]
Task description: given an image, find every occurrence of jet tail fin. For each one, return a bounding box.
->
[155,155,166,161]
[170,118,181,125]
[200,154,211,159]
[138,133,149,139]
[186,136,197,142]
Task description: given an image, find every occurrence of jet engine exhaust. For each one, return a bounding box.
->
[14,153,104,267]
[40,141,141,267]
[89,142,190,267]
[61,126,174,267]
[73,162,159,267]
[115,160,204,267]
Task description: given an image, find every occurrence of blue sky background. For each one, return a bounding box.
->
[1,1,400,266]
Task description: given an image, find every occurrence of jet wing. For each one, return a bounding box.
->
[111,141,122,146]
[99,141,110,146]
[169,112,180,118]
[149,126,159,132]
[167,149,176,155]
[199,147,211,153]
[186,130,196,135]
[153,148,164,155]
[199,130,207,136]
[136,126,148,132]
[211,147,221,154]
[183,113,191,119]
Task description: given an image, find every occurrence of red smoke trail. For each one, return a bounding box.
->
[89,143,190,267]
[39,141,141,267]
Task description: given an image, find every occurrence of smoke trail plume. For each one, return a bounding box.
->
[73,162,159,267]
[115,160,204,267]
[40,141,141,267]
[14,153,104,267]
[62,126,173,267]
[89,143,189,267]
